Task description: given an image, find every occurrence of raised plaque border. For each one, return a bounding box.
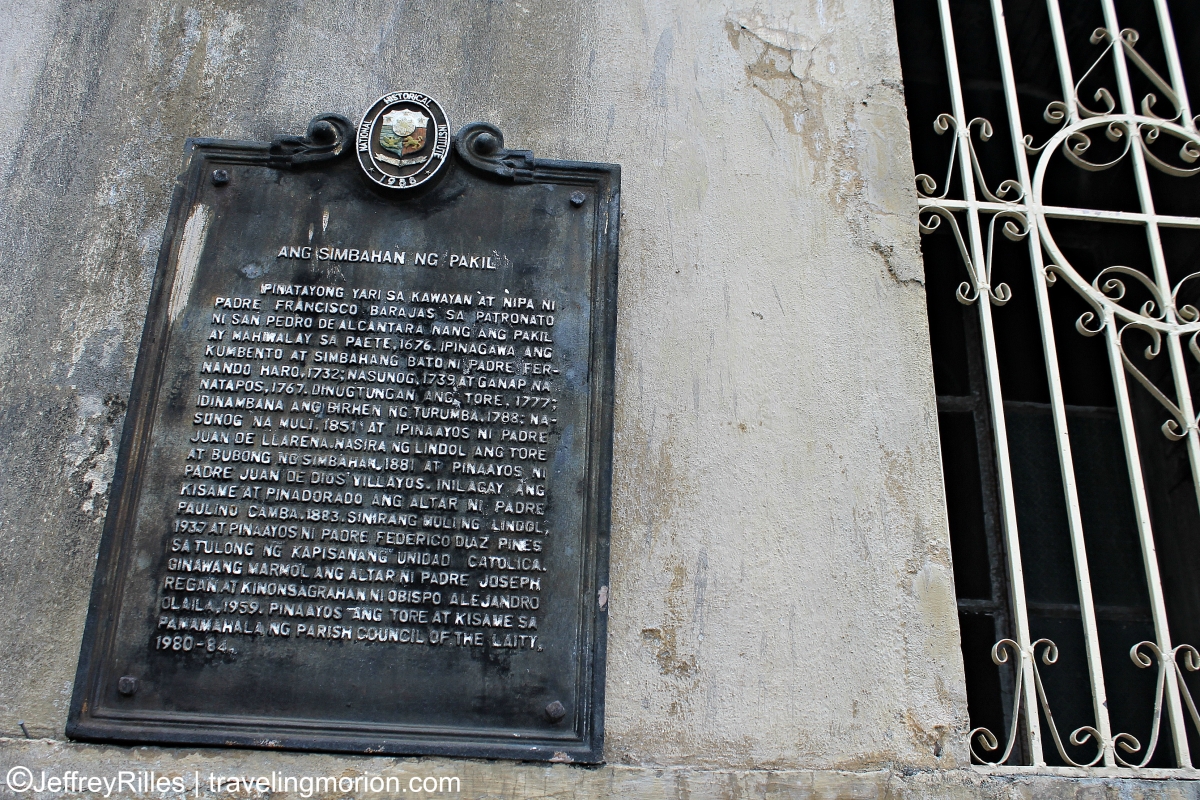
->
[66,112,620,764]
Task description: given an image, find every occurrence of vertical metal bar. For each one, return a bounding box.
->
[1044,0,1080,125]
[1100,0,1193,767]
[1152,0,1194,131]
[936,0,1044,765]
[963,315,1021,751]
[990,0,1115,765]
[1103,314,1189,767]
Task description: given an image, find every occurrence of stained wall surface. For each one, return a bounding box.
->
[0,0,965,776]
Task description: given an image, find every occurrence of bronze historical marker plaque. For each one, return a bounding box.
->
[68,93,619,763]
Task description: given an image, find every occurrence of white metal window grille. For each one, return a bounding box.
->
[895,0,1200,772]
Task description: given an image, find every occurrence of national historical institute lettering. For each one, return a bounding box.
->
[68,93,620,763]
[356,92,450,188]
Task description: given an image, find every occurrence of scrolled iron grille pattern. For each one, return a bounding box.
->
[914,0,1200,769]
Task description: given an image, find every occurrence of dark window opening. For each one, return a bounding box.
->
[895,0,1200,768]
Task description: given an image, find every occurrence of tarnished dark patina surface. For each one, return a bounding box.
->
[67,108,619,763]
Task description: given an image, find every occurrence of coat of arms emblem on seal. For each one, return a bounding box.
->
[356,91,450,188]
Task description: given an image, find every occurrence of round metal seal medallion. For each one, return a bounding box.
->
[356,92,450,189]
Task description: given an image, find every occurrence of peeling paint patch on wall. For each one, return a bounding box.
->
[170,203,210,323]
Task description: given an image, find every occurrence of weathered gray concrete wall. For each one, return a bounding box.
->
[0,0,965,782]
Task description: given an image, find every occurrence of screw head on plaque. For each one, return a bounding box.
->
[356,91,451,189]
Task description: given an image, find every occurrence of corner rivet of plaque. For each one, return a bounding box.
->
[117,676,138,696]
[545,700,566,723]
[474,132,499,155]
[570,191,586,207]
[211,169,230,186]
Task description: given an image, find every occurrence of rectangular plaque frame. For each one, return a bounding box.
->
[67,112,619,763]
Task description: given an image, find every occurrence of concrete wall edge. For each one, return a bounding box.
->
[3,739,1199,799]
